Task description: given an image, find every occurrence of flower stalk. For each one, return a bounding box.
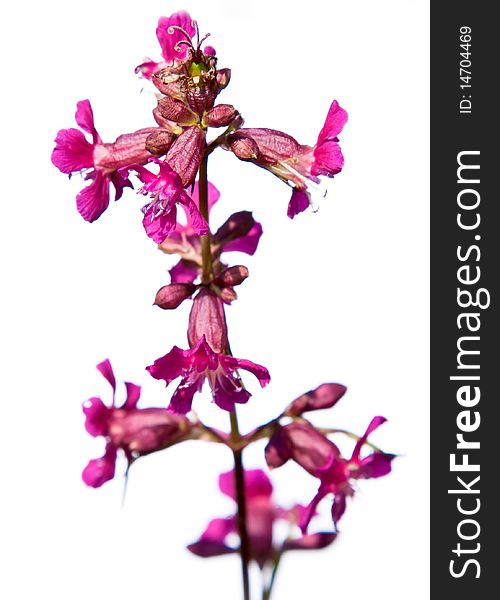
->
[198,150,251,600]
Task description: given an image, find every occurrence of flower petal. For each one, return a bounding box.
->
[82,397,109,437]
[82,444,117,488]
[218,469,273,501]
[283,532,337,552]
[96,359,116,393]
[51,128,94,174]
[168,380,200,415]
[76,171,110,222]
[225,357,271,388]
[156,11,196,63]
[142,201,178,244]
[223,221,263,255]
[123,382,141,409]
[316,100,348,144]
[75,99,100,144]
[287,189,310,219]
[169,260,199,284]
[146,346,190,385]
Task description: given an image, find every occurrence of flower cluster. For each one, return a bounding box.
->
[53,10,393,600]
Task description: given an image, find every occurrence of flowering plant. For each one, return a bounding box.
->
[52,10,394,599]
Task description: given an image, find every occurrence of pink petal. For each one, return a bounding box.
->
[218,469,273,501]
[287,189,310,219]
[358,452,395,479]
[75,100,100,144]
[76,171,110,223]
[169,260,199,284]
[168,381,200,415]
[190,181,220,212]
[187,540,236,558]
[227,357,271,387]
[283,532,337,551]
[179,196,209,236]
[316,100,348,145]
[146,345,190,385]
[82,444,117,488]
[212,378,251,412]
[96,359,116,393]
[123,382,141,409]
[311,140,344,177]
[51,128,94,174]
[223,221,263,255]
[351,416,388,461]
[82,397,110,437]
[156,11,196,63]
[142,202,178,244]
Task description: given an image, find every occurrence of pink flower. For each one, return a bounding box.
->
[82,359,194,488]
[136,11,214,77]
[131,159,208,244]
[298,417,395,531]
[51,100,158,222]
[226,100,347,218]
[159,181,263,286]
[146,336,270,414]
[188,469,336,567]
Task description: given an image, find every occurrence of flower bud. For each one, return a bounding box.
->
[108,409,193,455]
[228,135,260,161]
[154,283,197,309]
[188,289,229,353]
[204,104,238,128]
[145,130,176,156]
[265,423,337,474]
[166,126,205,187]
[285,383,347,416]
[219,287,237,304]
[216,68,231,92]
[215,265,249,287]
[157,97,199,126]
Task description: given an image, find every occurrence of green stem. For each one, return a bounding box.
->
[262,549,284,600]
[231,411,251,600]
[198,151,251,600]
[198,155,213,284]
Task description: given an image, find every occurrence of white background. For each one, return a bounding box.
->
[0,1,429,598]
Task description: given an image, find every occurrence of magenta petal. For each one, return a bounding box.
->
[300,489,327,533]
[187,540,236,558]
[123,382,141,409]
[228,357,271,388]
[82,444,117,488]
[283,532,337,552]
[212,379,251,412]
[287,189,310,219]
[51,128,94,174]
[82,397,109,437]
[331,493,347,525]
[190,181,220,212]
[179,196,209,236]
[76,171,110,223]
[219,469,273,501]
[75,99,100,144]
[358,452,395,479]
[142,202,178,244]
[351,416,388,461]
[156,11,196,63]
[168,381,200,415]
[146,346,189,385]
[312,140,344,177]
[223,221,263,255]
[316,100,348,144]
[96,359,116,392]
[169,260,199,284]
